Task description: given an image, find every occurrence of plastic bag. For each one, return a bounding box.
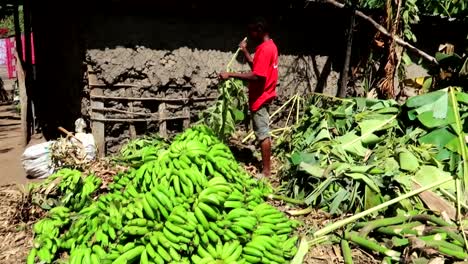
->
[73,133,96,161]
[21,141,55,179]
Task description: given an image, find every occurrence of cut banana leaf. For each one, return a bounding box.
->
[364,185,383,211]
[337,132,368,157]
[291,152,316,166]
[399,151,419,172]
[361,133,381,145]
[299,162,325,178]
[412,166,455,192]
[445,137,463,155]
[417,109,455,128]
[406,90,447,108]
[419,128,457,149]
[344,173,381,193]
[359,119,396,135]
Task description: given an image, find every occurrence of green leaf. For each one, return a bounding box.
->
[445,137,463,155]
[394,173,412,190]
[422,78,432,92]
[431,91,448,119]
[412,165,455,192]
[436,148,452,161]
[419,128,457,149]
[364,185,383,210]
[406,90,446,108]
[399,151,420,172]
[344,173,381,193]
[456,91,468,105]
[336,132,368,157]
[361,133,381,145]
[291,152,316,166]
[329,188,348,214]
[232,109,244,121]
[402,52,413,65]
[359,118,395,135]
[299,162,325,178]
[383,158,400,173]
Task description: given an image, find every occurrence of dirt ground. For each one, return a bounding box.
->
[0,102,45,186]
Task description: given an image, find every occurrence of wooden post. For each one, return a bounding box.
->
[15,51,28,147]
[13,3,23,63]
[182,90,190,129]
[126,88,136,138]
[88,67,105,157]
[23,0,34,138]
[159,89,167,138]
[338,2,356,98]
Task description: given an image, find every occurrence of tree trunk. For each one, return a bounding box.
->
[338,4,356,98]
[378,0,403,99]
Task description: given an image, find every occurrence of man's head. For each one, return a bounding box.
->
[247,17,270,43]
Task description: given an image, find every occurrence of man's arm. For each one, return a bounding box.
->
[240,40,253,69]
[219,71,262,81]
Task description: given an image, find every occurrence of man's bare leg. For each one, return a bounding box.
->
[260,137,271,177]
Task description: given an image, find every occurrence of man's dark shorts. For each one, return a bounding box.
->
[252,104,270,142]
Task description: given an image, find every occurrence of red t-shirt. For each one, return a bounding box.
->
[249,39,278,112]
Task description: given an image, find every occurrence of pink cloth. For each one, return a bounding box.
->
[5,33,35,79]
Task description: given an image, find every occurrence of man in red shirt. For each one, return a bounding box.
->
[220,18,279,178]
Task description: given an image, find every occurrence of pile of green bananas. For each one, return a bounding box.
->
[31,169,102,211]
[28,125,299,264]
[118,135,168,167]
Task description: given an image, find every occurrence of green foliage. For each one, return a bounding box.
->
[418,0,468,19]
[0,6,23,36]
[276,89,468,215]
[200,78,247,140]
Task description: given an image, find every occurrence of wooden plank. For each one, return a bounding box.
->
[91,107,156,117]
[126,89,136,139]
[183,90,190,128]
[15,51,28,147]
[90,116,189,122]
[88,67,105,157]
[159,90,167,138]
[89,83,139,88]
[89,94,216,102]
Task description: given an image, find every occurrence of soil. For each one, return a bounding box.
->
[0,104,45,186]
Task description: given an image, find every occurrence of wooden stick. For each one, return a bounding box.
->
[88,66,105,157]
[90,116,190,122]
[317,0,438,65]
[126,89,136,139]
[90,94,217,102]
[57,126,83,144]
[88,83,138,87]
[91,107,156,117]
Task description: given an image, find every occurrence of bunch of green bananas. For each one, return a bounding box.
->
[28,125,299,264]
[118,135,168,167]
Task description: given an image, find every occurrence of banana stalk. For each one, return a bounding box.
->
[313,177,453,238]
[346,232,400,260]
[341,239,353,264]
[358,216,407,237]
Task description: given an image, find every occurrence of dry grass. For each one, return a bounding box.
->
[0,184,39,264]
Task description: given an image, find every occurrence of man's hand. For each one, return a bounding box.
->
[219,72,231,80]
[239,39,248,51]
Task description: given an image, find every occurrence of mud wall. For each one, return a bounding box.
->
[82,13,347,153]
